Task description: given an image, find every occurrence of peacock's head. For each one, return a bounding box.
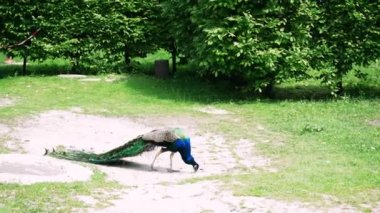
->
[188,158,199,172]
[193,162,199,172]
[183,155,199,172]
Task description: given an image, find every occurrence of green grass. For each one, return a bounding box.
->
[0,55,379,209]
[180,93,379,207]
[0,73,238,120]
[211,64,380,207]
[0,170,120,212]
[223,99,379,204]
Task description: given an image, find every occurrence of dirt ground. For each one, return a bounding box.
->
[0,97,16,108]
[0,109,361,212]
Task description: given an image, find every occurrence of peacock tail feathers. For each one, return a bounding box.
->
[96,137,156,161]
[46,137,156,164]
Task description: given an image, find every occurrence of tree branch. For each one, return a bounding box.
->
[0,29,41,50]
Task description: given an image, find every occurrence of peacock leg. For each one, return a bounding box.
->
[150,149,164,170]
[169,152,175,170]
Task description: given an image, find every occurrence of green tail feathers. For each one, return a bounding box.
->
[46,137,156,164]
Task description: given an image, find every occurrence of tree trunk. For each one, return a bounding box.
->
[262,73,276,98]
[124,44,131,65]
[335,67,345,96]
[71,58,80,74]
[22,52,27,76]
[170,40,177,74]
[336,77,344,96]
[70,52,81,74]
[263,81,275,98]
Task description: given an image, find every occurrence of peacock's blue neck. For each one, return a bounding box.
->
[174,138,195,165]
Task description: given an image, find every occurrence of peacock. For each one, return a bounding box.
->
[44,127,199,172]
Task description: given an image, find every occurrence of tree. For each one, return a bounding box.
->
[311,1,380,95]
[36,0,103,73]
[0,0,42,75]
[87,0,159,67]
[160,0,199,73]
[161,1,319,95]
[38,0,159,73]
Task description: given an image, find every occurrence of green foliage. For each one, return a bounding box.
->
[310,1,380,95]
[161,0,379,96]
[37,0,98,70]
[1,0,160,74]
[161,1,319,93]
[0,1,40,47]
[85,0,159,66]
[1,0,379,92]
[159,0,197,56]
[0,0,43,75]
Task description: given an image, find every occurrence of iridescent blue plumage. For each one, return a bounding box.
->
[174,138,197,166]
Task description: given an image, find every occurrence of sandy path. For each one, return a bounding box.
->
[0,154,92,184]
[2,110,360,212]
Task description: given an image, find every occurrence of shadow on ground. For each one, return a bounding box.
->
[99,160,177,173]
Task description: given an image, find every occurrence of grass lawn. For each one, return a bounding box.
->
[0,170,119,212]
[0,55,379,211]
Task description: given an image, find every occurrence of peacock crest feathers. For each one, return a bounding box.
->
[174,128,187,139]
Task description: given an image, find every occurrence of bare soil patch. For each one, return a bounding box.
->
[0,154,92,184]
[58,74,87,79]
[2,110,359,212]
[0,97,16,108]
[196,106,231,115]
[368,119,380,127]
[57,74,124,83]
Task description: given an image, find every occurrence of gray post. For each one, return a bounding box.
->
[154,60,170,78]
